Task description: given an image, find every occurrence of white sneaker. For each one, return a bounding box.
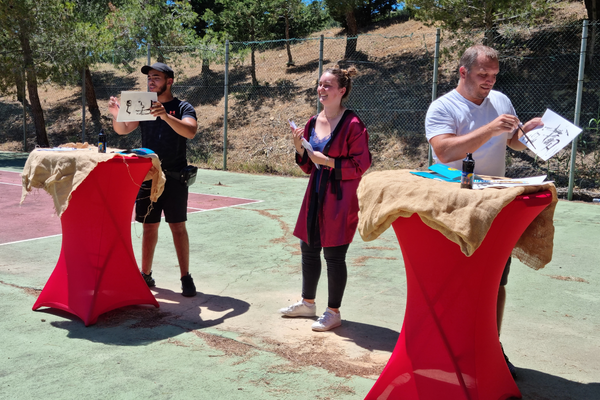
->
[279,300,317,317]
[311,308,342,331]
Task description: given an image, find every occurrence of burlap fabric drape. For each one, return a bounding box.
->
[357,170,557,270]
[21,148,165,217]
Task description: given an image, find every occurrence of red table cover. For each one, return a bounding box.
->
[33,156,159,325]
[365,191,553,400]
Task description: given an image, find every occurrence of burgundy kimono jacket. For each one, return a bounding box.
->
[293,110,372,247]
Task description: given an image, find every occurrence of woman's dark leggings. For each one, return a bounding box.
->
[300,240,350,309]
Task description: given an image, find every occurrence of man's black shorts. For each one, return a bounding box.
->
[135,177,188,224]
[500,257,511,286]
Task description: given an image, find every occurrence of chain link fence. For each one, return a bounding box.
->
[1,20,599,197]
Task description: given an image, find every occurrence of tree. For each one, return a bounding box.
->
[271,0,304,66]
[406,0,550,46]
[203,0,277,86]
[105,0,199,63]
[0,0,78,148]
[324,0,396,58]
[584,0,598,64]
[70,0,129,131]
[189,0,225,80]
[585,0,598,20]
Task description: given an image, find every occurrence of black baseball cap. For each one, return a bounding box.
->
[141,62,174,79]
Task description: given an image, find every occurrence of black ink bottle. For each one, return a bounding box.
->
[461,153,475,189]
[98,129,107,153]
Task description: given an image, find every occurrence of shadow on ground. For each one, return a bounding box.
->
[334,320,399,353]
[515,368,600,400]
[42,289,250,346]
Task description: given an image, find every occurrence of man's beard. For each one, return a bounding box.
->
[155,82,168,96]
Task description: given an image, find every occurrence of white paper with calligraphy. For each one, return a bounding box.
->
[519,109,583,161]
[116,91,158,122]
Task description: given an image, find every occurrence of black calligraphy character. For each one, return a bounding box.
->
[543,125,562,151]
[136,100,151,115]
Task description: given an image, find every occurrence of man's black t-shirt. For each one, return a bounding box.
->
[139,98,196,172]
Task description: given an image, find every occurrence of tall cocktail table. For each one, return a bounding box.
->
[365,190,553,400]
[29,155,160,325]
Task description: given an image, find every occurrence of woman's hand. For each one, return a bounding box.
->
[309,150,332,167]
[291,126,304,155]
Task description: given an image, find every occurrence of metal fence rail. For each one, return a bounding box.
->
[1,20,599,198]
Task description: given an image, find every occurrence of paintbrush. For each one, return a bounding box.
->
[518,122,536,149]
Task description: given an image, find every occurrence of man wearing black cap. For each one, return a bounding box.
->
[108,62,198,297]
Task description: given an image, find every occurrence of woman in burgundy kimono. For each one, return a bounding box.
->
[280,66,372,331]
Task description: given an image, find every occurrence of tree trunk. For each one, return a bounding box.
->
[19,26,49,148]
[285,13,294,66]
[13,67,25,104]
[201,59,210,88]
[585,0,597,65]
[85,67,102,132]
[344,9,358,59]
[250,19,258,86]
[483,2,496,46]
[155,39,165,63]
[585,0,598,20]
[251,46,258,86]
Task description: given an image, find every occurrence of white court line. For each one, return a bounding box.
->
[0,234,62,247]
[0,199,264,246]
[190,191,261,202]
[187,199,263,214]
[0,170,22,186]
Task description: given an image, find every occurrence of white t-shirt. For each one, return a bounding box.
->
[425,89,517,177]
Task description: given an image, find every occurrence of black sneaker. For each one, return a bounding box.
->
[181,273,197,297]
[141,271,155,287]
[501,343,518,379]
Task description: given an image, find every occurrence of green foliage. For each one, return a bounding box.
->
[202,0,278,42]
[403,0,552,62]
[0,0,80,92]
[324,0,397,30]
[104,0,199,57]
[285,1,335,38]
[202,0,333,43]
[189,0,224,37]
[404,0,551,32]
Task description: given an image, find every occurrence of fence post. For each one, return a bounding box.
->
[569,20,589,201]
[317,35,324,115]
[22,69,27,152]
[428,28,441,167]
[81,48,86,144]
[223,40,230,171]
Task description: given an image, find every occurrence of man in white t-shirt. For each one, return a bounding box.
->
[425,44,543,380]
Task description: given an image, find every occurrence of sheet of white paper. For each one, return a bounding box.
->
[518,109,583,161]
[116,91,158,122]
[36,148,79,151]
[473,175,551,189]
[301,138,320,170]
[301,138,313,153]
[288,120,297,129]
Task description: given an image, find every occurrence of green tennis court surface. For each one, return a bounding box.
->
[0,151,598,399]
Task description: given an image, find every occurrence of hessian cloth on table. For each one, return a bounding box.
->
[20,148,165,217]
[357,169,557,270]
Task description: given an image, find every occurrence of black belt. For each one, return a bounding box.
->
[163,169,182,180]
